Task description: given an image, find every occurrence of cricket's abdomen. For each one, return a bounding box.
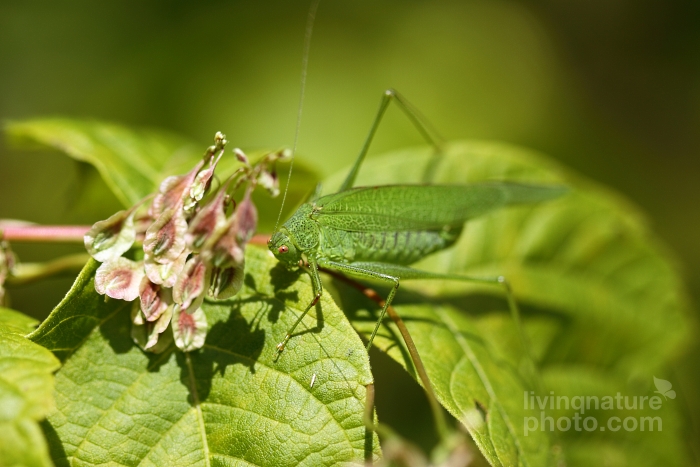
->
[316,225,462,265]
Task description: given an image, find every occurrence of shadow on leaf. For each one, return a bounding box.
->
[184,298,267,402]
[269,262,303,291]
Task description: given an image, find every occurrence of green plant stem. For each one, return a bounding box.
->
[1,225,90,243]
[7,253,91,285]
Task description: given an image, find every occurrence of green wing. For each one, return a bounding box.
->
[312,184,567,232]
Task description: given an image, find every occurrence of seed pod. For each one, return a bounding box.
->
[233,148,249,165]
[186,189,228,251]
[234,188,258,244]
[208,262,245,300]
[84,209,136,262]
[188,147,224,209]
[143,208,188,265]
[150,160,204,217]
[144,250,188,287]
[94,257,144,301]
[200,216,244,269]
[173,256,210,310]
[131,301,174,352]
[258,169,279,197]
[172,305,208,352]
[139,277,172,322]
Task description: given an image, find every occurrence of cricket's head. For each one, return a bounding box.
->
[268,229,301,266]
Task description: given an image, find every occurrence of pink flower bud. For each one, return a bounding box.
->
[84,209,136,262]
[234,148,249,165]
[172,305,208,352]
[188,167,215,207]
[200,216,244,269]
[235,189,258,244]
[186,189,227,250]
[143,208,188,264]
[173,256,210,310]
[131,301,174,352]
[139,277,172,322]
[199,188,257,269]
[188,149,225,209]
[144,250,188,287]
[208,262,245,300]
[150,161,204,217]
[258,170,279,197]
[94,257,144,301]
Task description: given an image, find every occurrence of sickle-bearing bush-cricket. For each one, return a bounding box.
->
[268,89,567,356]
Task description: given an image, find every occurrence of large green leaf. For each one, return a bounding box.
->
[31,247,379,466]
[541,367,689,467]
[322,141,692,466]
[28,259,127,362]
[0,306,40,334]
[5,118,319,232]
[335,286,555,467]
[6,118,199,207]
[0,307,60,467]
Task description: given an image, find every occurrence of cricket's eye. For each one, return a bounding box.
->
[278,245,289,254]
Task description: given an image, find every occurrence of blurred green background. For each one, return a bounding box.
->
[1,0,698,462]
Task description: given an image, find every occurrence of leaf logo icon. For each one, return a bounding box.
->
[653,376,676,400]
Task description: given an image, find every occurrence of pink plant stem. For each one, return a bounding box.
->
[249,233,271,246]
[1,225,91,243]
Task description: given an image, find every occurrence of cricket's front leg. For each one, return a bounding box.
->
[275,257,323,355]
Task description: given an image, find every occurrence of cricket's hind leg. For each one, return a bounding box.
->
[339,89,445,192]
[335,260,540,390]
[316,258,401,351]
[317,258,452,440]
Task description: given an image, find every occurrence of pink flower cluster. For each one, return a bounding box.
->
[85,133,285,352]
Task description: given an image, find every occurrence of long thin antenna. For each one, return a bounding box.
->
[273,0,320,233]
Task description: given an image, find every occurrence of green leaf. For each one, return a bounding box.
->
[5,118,320,232]
[0,308,61,467]
[323,141,692,466]
[541,368,690,467]
[0,306,39,334]
[29,258,127,362]
[337,289,553,467]
[6,118,199,207]
[83,208,137,262]
[34,247,379,466]
[0,326,59,420]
